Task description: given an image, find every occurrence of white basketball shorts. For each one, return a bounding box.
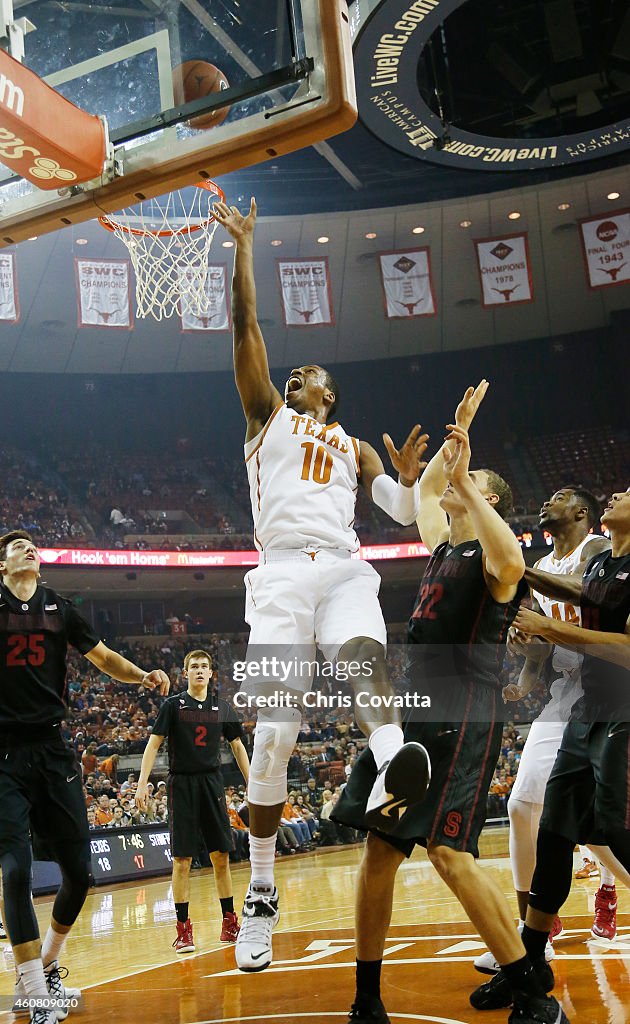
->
[510,719,567,805]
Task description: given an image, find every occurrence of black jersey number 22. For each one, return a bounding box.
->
[7,633,46,666]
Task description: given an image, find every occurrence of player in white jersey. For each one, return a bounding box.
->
[213,197,431,972]
[474,487,618,976]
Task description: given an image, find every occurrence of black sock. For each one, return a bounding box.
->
[521,924,549,962]
[356,959,382,1002]
[175,902,189,924]
[220,896,234,916]
[501,955,547,999]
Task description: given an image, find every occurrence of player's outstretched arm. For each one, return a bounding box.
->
[230,737,250,786]
[417,380,489,552]
[136,734,164,810]
[358,427,428,525]
[444,424,524,596]
[514,607,630,670]
[212,198,282,437]
[525,537,610,603]
[84,642,170,695]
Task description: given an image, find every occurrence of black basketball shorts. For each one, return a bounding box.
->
[167,770,234,858]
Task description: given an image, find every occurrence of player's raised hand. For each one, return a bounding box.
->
[454,380,489,430]
[212,197,257,240]
[135,783,149,811]
[442,424,471,485]
[383,425,429,484]
[142,669,171,696]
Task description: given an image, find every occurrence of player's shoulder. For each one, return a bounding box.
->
[215,695,238,718]
[580,535,611,561]
[583,545,611,575]
[41,586,72,613]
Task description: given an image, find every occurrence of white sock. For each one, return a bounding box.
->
[579,845,593,863]
[600,865,616,888]
[368,724,404,770]
[41,926,66,970]
[17,958,48,998]
[249,835,277,888]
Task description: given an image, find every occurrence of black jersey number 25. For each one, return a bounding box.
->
[7,633,46,666]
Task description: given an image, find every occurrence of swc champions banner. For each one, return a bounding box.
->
[579,210,630,290]
[378,248,436,317]
[0,252,19,322]
[38,541,430,568]
[276,257,335,327]
[75,258,132,328]
[350,0,630,170]
[179,263,231,331]
[474,234,533,308]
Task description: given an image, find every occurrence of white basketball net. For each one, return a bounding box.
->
[99,182,223,322]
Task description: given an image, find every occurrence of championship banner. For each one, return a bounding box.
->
[378,248,436,318]
[474,234,534,308]
[179,263,231,331]
[0,252,19,322]
[276,257,334,327]
[579,210,630,289]
[75,258,133,328]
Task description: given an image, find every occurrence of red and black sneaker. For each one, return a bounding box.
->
[173,918,195,954]
[220,911,240,942]
[592,884,617,940]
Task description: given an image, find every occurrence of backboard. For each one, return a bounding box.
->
[0,0,356,245]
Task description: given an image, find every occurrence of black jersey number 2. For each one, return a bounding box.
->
[7,633,46,666]
[416,582,444,620]
[194,725,207,747]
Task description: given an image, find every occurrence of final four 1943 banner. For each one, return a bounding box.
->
[474,234,534,308]
[579,210,630,289]
[75,258,133,328]
[378,248,436,318]
[276,257,335,327]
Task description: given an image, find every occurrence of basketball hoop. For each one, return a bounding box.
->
[98,180,226,321]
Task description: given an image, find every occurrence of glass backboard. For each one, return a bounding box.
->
[0,0,356,244]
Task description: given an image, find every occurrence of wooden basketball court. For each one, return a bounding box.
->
[4,830,628,1023]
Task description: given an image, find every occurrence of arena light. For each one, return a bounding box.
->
[459,220,472,228]
[317,235,329,243]
[270,239,283,246]
[412,226,425,234]
[75,237,89,245]
[222,240,234,247]
[607,191,620,200]
[365,232,377,239]
[507,211,521,220]
[557,203,571,211]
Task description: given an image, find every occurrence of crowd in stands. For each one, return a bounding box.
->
[2,426,628,550]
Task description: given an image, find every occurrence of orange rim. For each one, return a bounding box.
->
[98,181,225,238]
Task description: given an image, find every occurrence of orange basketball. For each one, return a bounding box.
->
[172,61,230,130]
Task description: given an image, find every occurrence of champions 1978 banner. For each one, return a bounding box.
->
[179,263,231,332]
[0,252,19,323]
[276,257,335,327]
[75,258,133,328]
[474,234,534,308]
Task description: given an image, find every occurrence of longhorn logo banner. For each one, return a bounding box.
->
[378,248,436,318]
[75,258,132,328]
[579,210,630,289]
[276,257,334,327]
[179,263,231,331]
[474,234,533,308]
[0,252,19,322]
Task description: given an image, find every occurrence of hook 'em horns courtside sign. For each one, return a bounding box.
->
[350,0,630,170]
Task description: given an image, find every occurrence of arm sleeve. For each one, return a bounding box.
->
[221,699,244,743]
[63,600,101,654]
[371,473,420,526]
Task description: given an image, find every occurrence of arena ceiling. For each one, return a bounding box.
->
[0,0,628,373]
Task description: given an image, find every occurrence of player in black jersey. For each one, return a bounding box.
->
[136,649,249,953]
[336,384,568,1024]
[472,488,630,1014]
[0,530,170,1024]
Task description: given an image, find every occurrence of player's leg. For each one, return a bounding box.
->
[237,560,317,971]
[210,851,240,942]
[349,832,405,1024]
[317,558,430,832]
[200,775,241,943]
[575,844,599,878]
[590,716,630,940]
[168,775,199,953]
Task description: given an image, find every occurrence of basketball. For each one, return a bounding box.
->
[172,61,230,130]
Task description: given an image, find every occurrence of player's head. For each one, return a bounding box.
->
[183,649,213,683]
[0,530,40,579]
[600,488,630,531]
[440,468,513,520]
[539,486,600,534]
[284,365,339,421]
